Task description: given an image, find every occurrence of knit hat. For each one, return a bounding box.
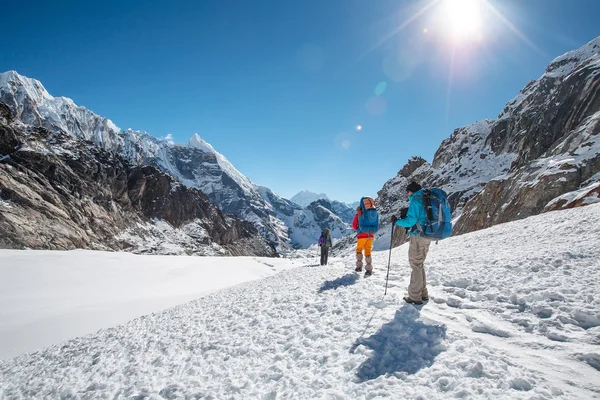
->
[406,181,422,193]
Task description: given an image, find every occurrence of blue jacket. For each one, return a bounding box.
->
[395,189,428,236]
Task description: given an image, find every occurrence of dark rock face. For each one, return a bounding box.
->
[400,156,427,177]
[0,114,277,256]
[543,182,600,211]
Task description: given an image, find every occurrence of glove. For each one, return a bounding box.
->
[391,215,397,224]
[400,207,408,219]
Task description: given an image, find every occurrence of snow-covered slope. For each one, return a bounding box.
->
[1,204,598,399]
[290,190,329,207]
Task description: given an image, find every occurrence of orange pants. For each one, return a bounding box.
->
[356,237,373,256]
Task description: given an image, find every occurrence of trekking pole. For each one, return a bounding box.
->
[384,225,395,295]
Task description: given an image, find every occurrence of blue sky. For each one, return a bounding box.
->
[1,0,599,203]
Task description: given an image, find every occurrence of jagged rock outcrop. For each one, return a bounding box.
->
[0,113,277,256]
[544,181,600,211]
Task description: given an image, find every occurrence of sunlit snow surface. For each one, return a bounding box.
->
[0,252,299,360]
[1,204,599,399]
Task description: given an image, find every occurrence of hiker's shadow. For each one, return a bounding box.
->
[318,273,358,293]
[354,306,447,381]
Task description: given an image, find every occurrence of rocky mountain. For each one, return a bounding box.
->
[374,36,600,248]
[0,71,318,250]
[258,187,352,248]
[328,200,355,224]
[290,190,329,207]
[0,108,276,256]
[0,70,357,251]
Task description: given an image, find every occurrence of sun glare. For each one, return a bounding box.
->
[441,0,483,43]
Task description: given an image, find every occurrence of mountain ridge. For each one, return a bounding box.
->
[0,72,351,251]
[373,36,600,250]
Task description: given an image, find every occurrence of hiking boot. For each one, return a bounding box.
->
[364,270,373,277]
[355,266,362,272]
[422,296,429,301]
[403,296,423,305]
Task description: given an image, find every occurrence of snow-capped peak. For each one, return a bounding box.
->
[545,36,600,78]
[290,190,329,207]
[0,70,54,104]
[188,132,257,197]
[188,133,216,154]
[0,70,122,139]
[499,36,600,120]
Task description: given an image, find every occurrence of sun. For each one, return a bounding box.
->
[439,0,484,43]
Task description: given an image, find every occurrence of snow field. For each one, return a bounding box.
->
[0,204,599,399]
[0,251,299,360]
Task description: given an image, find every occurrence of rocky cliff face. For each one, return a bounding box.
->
[374,36,600,245]
[0,113,276,256]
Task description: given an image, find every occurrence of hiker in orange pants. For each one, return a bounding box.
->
[352,205,374,275]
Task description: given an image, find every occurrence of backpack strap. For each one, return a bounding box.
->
[410,193,426,236]
[422,189,433,223]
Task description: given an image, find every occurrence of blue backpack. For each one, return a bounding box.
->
[358,197,379,234]
[418,188,452,240]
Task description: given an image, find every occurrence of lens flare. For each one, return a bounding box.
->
[374,81,387,96]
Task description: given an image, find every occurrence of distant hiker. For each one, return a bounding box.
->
[391,182,431,305]
[318,228,332,265]
[352,197,379,277]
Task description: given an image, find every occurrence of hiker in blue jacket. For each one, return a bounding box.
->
[391,181,431,305]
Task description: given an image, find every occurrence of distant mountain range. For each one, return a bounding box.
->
[0,72,351,252]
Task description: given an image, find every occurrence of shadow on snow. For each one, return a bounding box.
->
[355,305,447,381]
[318,273,358,292]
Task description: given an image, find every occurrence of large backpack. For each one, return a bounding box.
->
[358,197,379,234]
[416,188,452,240]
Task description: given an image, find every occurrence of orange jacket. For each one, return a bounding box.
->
[352,212,374,239]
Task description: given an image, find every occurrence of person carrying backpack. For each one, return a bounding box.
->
[391,182,431,305]
[318,228,332,265]
[352,197,379,276]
